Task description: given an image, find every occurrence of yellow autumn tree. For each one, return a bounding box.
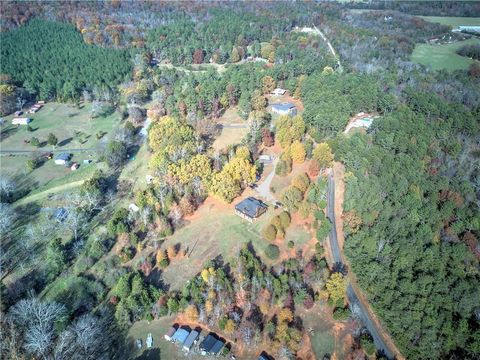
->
[205,300,213,314]
[224,319,236,334]
[201,267,216,283]
[184,304,199,322]
[278,307,293,323]
[290,141,306,163]
[313,143,334,169]
[326,272,347,305]
[262,76,276,94]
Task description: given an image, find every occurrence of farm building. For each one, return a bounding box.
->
[171,328,190,345]
[14,110,23,116]
[54,153,71,165]
[164,326,177,341]
[12,117,31,125]
[182,330,199,351]
[271,103,297,116]
[271,88,286,96]
[200,334,218,355]
[235,197,268,223]
[70,162,80,171]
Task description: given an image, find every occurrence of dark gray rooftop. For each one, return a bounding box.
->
[235,197,267,218]
[200,334,217,352]
[210,339,225,354]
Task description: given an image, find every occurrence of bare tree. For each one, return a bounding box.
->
[0,175,15,201]
[0,203,16,234]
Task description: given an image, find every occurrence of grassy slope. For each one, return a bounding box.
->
[1,102,120,201]
[418,16,480,27]
[411,38,480,71]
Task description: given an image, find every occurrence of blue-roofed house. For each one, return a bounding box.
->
[235,197,268,223]
[271,103,297,116]
[200,334,217,355]
[171,328,190,345]
[210,339,225,355]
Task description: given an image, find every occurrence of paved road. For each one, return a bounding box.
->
[327,172,395,359]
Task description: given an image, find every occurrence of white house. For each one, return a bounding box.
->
[272,88,286,96]
[12,117,32,125]
[55,153,71,165]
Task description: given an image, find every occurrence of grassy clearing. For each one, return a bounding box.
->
[1,102,120,201]
[418,16,480,27]
[411,38,480,71]
[212,107,248,152]
[1,102,120,151]
[160,200,274,290]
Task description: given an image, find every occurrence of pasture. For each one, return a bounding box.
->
[418,16,480,27]
[0,102,121,201]
[411,38,480,71]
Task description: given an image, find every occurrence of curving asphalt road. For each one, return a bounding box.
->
[326,173,395,360]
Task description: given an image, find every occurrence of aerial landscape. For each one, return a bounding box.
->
[0,1,479,359]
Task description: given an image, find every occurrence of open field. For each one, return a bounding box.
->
[159,195,274,290]
[418,16,480,27]
[411,38,480,71]
[1,102,120,201]
[212,107,248,152]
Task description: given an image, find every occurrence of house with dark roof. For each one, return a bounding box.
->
[259,351,274,360]
[200,334,217,355]
[210,339,225,355]
[235,197,268,223]
[271,103,297,116]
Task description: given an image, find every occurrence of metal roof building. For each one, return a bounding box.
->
[182,330,199,351]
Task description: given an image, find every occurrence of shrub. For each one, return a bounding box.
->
[25,158,38,171]
[265,244,280,260]
[287,240,294,248]
[262,224,277,241]
[292,173,310,193]
[30,137,40,147]
[332,306,350,321]
[360,333,376,355]
[279,211,291,228]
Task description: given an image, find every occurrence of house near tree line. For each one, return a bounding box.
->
[271,103,297,116]
[235,197,268,223]
[12,117,31,125]
[271,88,286,96]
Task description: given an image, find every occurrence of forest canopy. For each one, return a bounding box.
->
[0,19,131,101]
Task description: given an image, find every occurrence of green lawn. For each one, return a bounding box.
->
[418,16,480,27]
[411,38,480,71]
[1,102,120,201]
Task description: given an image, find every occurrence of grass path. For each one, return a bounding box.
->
[15,180,85,206]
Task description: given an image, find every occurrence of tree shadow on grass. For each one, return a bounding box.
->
[58,137,73,147]
[134,348,161,360]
